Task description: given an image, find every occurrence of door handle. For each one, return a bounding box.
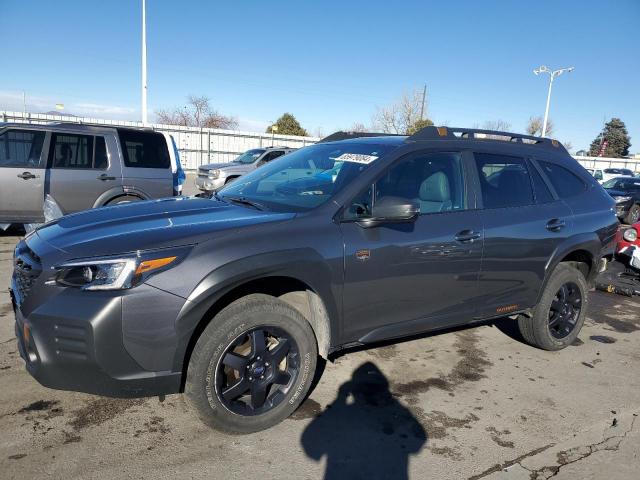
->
[546,219,566,232]
[454,230,481,243]
[17,171,36,180]
[98,174,116,181]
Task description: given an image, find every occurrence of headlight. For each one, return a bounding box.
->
[53,247,190,291]
[623,228,638,242]
[208,169,220,179]
[615,196,632,203]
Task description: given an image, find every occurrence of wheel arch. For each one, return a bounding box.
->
[172,253,340,389]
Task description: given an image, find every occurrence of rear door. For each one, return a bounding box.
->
[118,130,173,199]
[47,132,123,214]
[474,152,573,317]
[0,128,48,223]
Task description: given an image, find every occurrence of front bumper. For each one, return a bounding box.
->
[10,279,184,398]
[195,175,225,192]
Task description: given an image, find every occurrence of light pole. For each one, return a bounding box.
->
[141,0,148,125]
[533,65,574,137]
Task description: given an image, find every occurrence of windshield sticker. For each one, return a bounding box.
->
[333,153,378,165]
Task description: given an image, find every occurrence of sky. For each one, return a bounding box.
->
[1,0,639,152]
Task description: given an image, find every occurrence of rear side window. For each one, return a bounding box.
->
[0,129,45,168]
[51,134,94,169]
[94,137,108,169]
[119,130,170,169]
[530,163,555,203]
[538,161,587,198]
[475,153,534,208]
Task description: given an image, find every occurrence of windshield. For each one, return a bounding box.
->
[234,149,265,164]
[218,142,397,212]
[602,177,640,190]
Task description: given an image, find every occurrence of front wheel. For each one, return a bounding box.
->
[518,263,588,350]
[185,294,318,433]
[624,204,640,225]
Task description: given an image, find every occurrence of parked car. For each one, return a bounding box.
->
[0,123,185,226]
[195,146,296,192]
[616,223,640,256]
[11,126,617,433]
[602,176,640,224]
[599,167,634,184]
[586,168,603,182]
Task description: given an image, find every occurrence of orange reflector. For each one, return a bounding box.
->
[135,256,177,276]
[23,324,30,344]
[437,127,448,137]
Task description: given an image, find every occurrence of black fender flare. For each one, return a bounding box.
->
[171,249,340,373]
[535,232,602,305]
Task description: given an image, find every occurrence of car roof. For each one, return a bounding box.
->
[0,121,158,135]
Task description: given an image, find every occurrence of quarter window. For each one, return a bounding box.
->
[475,154,534,208]
[119,130,170,168]
[538,161,587,198]
[0,129,45,168]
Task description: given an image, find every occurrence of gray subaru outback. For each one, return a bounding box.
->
[0,123,185,227]
[195,146,296,192]
[10,126,617,433]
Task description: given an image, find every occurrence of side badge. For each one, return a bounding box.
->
[356,249,371,261]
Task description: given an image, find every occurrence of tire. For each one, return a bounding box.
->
[185,294,318,433]
[518,263,588,351]
[225,176,238,185]
[106,195,142,206]
[624,204,640,225]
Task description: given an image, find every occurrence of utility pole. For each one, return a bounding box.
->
[533,65,574,137]
[141,0,148,125]
[419,84,427,121]
[22,91,26,116]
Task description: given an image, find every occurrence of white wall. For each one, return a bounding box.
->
[0,111,319,170]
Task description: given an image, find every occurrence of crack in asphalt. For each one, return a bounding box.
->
[469,414,638,480]
[523,414,638,480]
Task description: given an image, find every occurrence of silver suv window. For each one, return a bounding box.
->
[0,129,46,168]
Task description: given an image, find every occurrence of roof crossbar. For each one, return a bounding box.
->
[318,131,401,143]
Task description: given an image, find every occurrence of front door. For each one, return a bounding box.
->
[0,128,47,223]
[340,151,483,343]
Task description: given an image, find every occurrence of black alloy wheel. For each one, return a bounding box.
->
[548,282,582,339]
[215,326,299,416]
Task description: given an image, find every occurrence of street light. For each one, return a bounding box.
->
[533,65,574,137]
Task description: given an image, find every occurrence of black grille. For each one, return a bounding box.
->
[13,245,42,303]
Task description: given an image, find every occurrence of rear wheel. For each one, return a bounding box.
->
[624,204,640,225]
[518,263,588,350]
[185,294,318,433]
[106,195,142,206]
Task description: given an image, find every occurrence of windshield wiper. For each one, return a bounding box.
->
[223,196,266,211]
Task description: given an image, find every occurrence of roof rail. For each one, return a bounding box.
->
[43,120,155,132]
[318,131,401,143]
[406,126,566,151]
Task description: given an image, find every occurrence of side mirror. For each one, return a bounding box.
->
[357,196,419,228]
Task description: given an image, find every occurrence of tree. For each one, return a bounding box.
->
[156,95,237,129]
[526,116,554,137]
[482,120,512,132]
[588,118,631,158]
[266,113,308,136]
[349,122,368,133]
[372,88,432,134]
[406,118,434,135]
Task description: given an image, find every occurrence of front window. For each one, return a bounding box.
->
[218,143,397,212]
[234,149,265,164]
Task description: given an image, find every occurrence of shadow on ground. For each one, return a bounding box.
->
[301,362,426,480]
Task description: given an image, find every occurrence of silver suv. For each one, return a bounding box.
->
[0,123,185,226]
[195,146,295,192]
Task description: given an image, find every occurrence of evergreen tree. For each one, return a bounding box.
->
[588,118,631,158]
[267,113,308,136]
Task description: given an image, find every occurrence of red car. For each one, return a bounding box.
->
[617,222,640,254]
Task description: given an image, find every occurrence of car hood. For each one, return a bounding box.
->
[34,196,294,258]
[606,189,634,198]
[201,162,253,172]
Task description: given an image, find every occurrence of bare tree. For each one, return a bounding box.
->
[349,122,368,133]
[482,120,512,131]
[526,116,554,137]
[156,95,238,129]
[372,89,430,134]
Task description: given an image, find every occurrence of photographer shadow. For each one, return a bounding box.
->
[301,362,426,480]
